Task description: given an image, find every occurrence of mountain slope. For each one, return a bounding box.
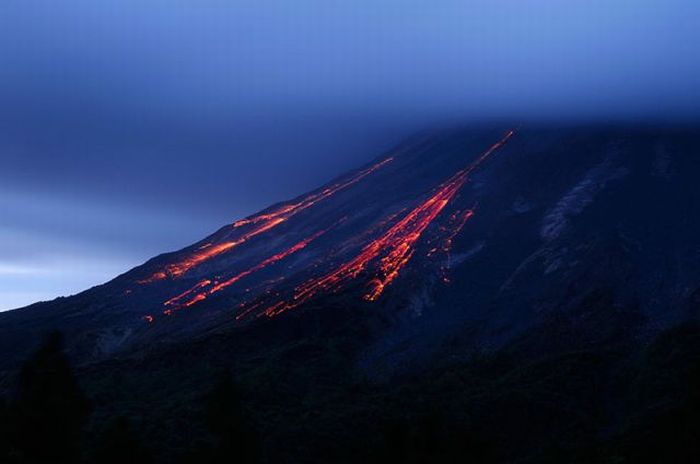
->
[1,126,699,374]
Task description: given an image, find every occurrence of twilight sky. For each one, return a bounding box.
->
[1,0,699,310]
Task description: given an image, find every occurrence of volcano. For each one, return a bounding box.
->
[2,126,700,366]
[2,125,700,462]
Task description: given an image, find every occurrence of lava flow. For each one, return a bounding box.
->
[233,157,393,228]
[164,279,212,307]
[139,218,286,283]
[206,227,331,296]
[140,157,393,283]
[159,222,338,313]
[238,130,514,320]
[432,207,477,283]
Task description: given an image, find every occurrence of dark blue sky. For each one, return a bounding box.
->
[1,0,699,310]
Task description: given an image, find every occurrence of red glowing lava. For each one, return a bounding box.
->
[205,227,331,296]
[164,279,212,307]
[435,207,476,283]
[139,157,392,283]
[232,157,393,228]
[241,130,514,319]
[157,222,338,314]
[141,130,514,325]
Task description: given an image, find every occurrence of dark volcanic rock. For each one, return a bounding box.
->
[1,125,699,375]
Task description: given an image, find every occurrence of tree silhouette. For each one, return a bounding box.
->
[11,331,90,463]
[0,397,12,462]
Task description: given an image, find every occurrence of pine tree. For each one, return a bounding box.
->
[0,397,12,462]
[11,331,90,463]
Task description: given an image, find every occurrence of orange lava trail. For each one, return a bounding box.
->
[159,221,339,314]
[164,279,212,307]
[233,157,393,228]
[435,207,476,283]
[206,227,330,296]
[139,157,392,283]
[441,207,477,256]
[140,218,285,283]
[178,226,334,308]
[271,168,466,313]
[235,301,265,321]
[249,130,514,319]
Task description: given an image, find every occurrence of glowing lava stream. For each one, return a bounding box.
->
[139,157,393,283]
[164,279,212,307]
[162,222,338,312]
[243,130,514,319]
[232,157,394,228]
[430,207,477,283]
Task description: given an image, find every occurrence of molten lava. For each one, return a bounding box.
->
[139,157,393,283]
[240,130,514,319]
[435,207,476,283]
[233,157,393,228]
[141,130,514,325]
[261,168,470,316]
[205,227,331,296]
[157,223,337,314]
[164,279,213,308]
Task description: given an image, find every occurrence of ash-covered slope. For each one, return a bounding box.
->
[2,126,700,373]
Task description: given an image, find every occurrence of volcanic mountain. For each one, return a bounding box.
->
[2,125,700,462]
[1,126,700,371]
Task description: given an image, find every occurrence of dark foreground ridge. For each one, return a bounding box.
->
[1,125,700,463]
